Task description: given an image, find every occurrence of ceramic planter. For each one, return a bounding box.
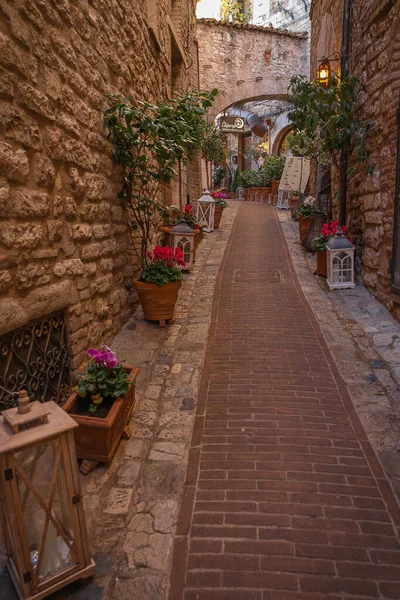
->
[290,196,299,218]
[298,216,312,244]
[316,249,327,277]
[214,205,224,228]
[260,187,272,203]
[134,279,181,326]
[63,366,140,473]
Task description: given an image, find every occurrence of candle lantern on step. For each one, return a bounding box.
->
[326,227,355,290]
[171,220,195,269]
[196,189,215,233]
[0,390,95,600]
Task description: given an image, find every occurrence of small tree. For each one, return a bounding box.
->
[201,124,226,189]
[164,90,218,208]
[105,90,217,267]
[288,75,373,173]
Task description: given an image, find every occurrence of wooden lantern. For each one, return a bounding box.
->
[196,190,215,233]
[0,391,95,600]
[171,221,196,269]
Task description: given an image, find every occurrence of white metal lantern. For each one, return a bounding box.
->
[277,181,291,210]
[171,220,196,269]
[0,391,95,600]
[196,190,215,233]
[326,228,355,290]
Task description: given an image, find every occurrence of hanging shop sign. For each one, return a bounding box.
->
[219,116,245,133]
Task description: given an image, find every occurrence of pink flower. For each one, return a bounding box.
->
[88,345,118,368]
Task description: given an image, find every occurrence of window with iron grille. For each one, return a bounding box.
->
[0,311,72,412]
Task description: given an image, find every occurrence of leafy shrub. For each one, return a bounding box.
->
[76,346,132,413]
[140,246,185,286]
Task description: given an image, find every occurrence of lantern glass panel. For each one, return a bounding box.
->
[332,251,352,284]
[14,439,78,582]
[177,237,191,264]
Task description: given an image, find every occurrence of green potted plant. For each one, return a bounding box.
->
[297,195,317,244]
[211,191,228,228]
[312,221,349,277]
[133,245,185,326]
[63,346,140,473]
[263,156,286,200]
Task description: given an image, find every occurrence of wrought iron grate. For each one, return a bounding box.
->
[0,311,72,412]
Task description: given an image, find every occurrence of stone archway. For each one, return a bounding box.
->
[197,18,309,121]
[272,123,293,155]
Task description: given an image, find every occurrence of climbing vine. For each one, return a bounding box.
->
[220,0,252,24]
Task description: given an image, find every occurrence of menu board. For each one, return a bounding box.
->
[279,156,310,192]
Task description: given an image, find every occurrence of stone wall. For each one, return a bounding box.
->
[310,0,400,318]
[0,0,199,370]
[197,18,308,120]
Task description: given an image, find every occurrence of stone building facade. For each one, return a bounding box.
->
[310,0,400,318]
[0,0,199,378]
[197,18,308,120]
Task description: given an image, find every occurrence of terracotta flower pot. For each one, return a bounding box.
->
[134,279,181,325]
[316,249,327,277]
[162,226,173,247]
[271,179,280,203]
[298,216,312,244]
[214,206,224,228]
[63,366,140,469]
[243,188,249,201]
[290,196,299,218]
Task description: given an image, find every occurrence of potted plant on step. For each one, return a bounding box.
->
[211,191,228,228]
[133,245,185,326]
[312,220,349,277]
[297,195,317,244]
[63,346,140,474]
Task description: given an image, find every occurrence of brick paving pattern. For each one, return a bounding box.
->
[169,203,400,600]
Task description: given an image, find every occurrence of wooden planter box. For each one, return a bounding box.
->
[63,367,140,468]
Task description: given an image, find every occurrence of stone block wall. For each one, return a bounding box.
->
[310,0,400,317]
[0,0,199,370]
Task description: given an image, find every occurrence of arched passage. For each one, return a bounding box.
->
[197,18,309,121]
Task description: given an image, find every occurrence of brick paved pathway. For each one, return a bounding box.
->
[169,203,400,600]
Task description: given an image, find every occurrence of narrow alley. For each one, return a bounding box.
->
[169,202,400,600]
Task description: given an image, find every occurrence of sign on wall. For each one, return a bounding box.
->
[219,116,245,133]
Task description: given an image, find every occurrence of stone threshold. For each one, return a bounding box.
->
[278,209,400,500]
